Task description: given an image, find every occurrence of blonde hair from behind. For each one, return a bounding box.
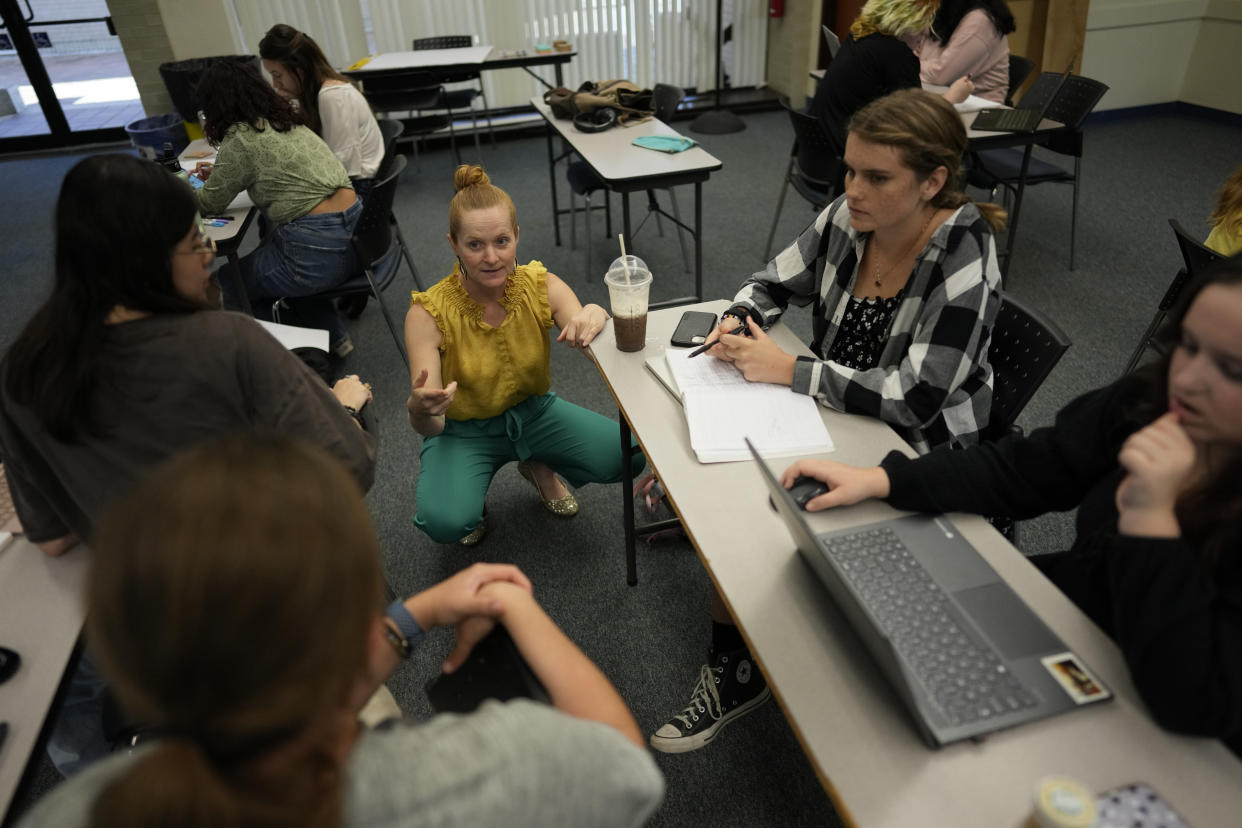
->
[851,0,940,39]
[848,88,1007,235]
[1208,163,1242,236]
[87,434,386,828]
[449,164,518,242]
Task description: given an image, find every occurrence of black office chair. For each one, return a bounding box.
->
[986,294,1072,441]
[357,71,453,166]
[273,155,416,367]
[1005,54,1035,107]
[1121,219,1223,375]
[969,73,1109,271]
[763,97,840,261]
[413,35,491,158]
[375,119,423,292]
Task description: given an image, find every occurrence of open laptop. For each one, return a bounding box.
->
[972,56,1076,133]
[747,440,1111,748]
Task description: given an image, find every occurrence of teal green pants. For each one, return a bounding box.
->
[414,393,643,543]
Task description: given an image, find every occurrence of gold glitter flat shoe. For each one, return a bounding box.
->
[458,513,488,546]
[518,461,579,517]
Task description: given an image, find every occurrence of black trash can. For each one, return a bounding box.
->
[159,55,261,123]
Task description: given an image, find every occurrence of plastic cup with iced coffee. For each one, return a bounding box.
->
[604,256,652,352]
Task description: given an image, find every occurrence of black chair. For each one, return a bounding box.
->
[1005,54,1035,106]
[273,155,417,367]
[357,71,452,166]
[969,73,1109,271]
[375,119,423,293]
[413,35,491,158]
[986,294,1071,440]
[1121,219,1223,375]
[763,97,840,261]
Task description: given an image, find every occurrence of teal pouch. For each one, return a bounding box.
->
[632,135,696,153]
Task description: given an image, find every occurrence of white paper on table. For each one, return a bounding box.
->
[256,319,330,353]
[954,94,996,113]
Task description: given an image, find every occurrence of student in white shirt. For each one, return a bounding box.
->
[260,23,385,198]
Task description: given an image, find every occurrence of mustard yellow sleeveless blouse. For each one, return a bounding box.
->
[410,261,553,421]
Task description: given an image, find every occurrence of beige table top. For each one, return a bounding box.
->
[530,96,722,187]
[0,538,89,820]
[590,302,1242,827]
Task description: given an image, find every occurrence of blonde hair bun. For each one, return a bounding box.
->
[453,164,490,192]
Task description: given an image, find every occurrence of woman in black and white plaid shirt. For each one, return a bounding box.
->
[651,88,1006,755]
[707,87,1005,456]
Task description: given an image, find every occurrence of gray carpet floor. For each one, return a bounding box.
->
[1,104,1239,827]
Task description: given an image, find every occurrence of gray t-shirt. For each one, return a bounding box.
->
[0,311,377,543]
[16,700,665,827]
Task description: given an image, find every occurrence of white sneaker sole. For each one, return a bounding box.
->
[649,685,771,754]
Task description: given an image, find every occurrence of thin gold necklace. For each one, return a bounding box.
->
[872,209,934,288]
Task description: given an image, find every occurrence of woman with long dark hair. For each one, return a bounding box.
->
[908,0,1016,103]
[779,255,1242,753]
[194,59,361,355]
[0,154,374,774]
[14,434,663,826]
[259,23,384,198]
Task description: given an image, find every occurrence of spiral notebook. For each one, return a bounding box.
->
[652,348,833,463]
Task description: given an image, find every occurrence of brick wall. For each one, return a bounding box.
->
[107,0,174,116]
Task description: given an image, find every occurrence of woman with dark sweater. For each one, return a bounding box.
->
[779,255,1242,753]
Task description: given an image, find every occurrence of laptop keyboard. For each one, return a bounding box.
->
[973,108,1033,130]
[825,526,1039,727]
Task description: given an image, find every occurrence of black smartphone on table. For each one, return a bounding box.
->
[670,311,717,347]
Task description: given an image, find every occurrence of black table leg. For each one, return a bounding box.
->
[545,124,561,247]
[620,416,638,585]
[1000,143,1035,282]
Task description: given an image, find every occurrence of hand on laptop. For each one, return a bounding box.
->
[780,460,890,511]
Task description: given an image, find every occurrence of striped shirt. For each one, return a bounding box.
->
[733,195,1002,454]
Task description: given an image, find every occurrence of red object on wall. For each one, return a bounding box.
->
[769,0,784,17]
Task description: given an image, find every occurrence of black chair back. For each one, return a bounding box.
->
[653,83,684,122]
[1006,54,1035,106]
[987,295,1071,439]
[784,98,839,200]
[1169,217,1224,280]
[413,35,472,50]
[1044,75,1109,132]
[376,119,404,179]
[357,71,444,111]
[353,154,405,270]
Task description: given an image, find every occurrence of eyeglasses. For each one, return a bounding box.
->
[176,230,217,257]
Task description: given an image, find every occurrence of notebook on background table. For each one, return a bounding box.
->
[747,440,1111,748]
[971,56,1076,133]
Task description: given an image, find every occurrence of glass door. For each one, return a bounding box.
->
[0,0,142,152]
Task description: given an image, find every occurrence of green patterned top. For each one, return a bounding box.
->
[196,120,351,225]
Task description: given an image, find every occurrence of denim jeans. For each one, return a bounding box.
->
[227,198,363,345]
[47,652,111,777]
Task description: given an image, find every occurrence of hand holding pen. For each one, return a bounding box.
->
[689,314,751,358]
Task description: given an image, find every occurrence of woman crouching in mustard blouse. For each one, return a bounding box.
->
[405,165,642,545]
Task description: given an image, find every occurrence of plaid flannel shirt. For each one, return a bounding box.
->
[733,196,1002,454]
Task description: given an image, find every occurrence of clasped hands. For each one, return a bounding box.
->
[705,315,797,386]
[556,303,610,349]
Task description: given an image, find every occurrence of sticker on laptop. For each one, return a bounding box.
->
[1041,653,1111,704]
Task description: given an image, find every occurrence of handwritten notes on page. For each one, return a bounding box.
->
[663,349,834,463]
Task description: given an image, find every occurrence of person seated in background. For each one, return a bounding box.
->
[1206,163,1242,256]
[193,59,361,357]
[0,153,374,776]
[650,88,1005,754]
[259,23,384,199]
[779,255,1242,756]
[404,165,642,546]
[905,0,1015,103]
[810,0,975,187]
[14,435,665,827]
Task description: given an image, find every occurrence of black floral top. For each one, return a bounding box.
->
[826,289,905,371]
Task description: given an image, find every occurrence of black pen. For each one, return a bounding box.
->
[688,323,752,358]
